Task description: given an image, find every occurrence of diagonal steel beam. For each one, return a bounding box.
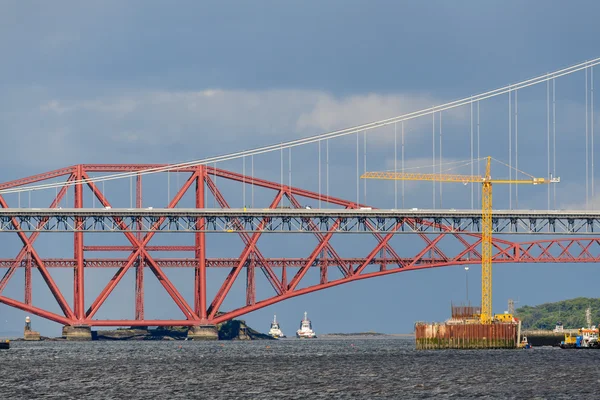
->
[363,220,405,268]
[406,234,447,267]
[0,296,72,326]
[452,237,482,262]
[0,176,72,295]
[417,233,449,262]
[83,170,198,320]
[556,240,577,260]
[0,166,75,191]
[288,218,342,291]
[205,175,283,295]
[287,193,350,277]
[85,249,141,319]
[0,195,75,320]
[355,221,403,275]
[207,190,284,319]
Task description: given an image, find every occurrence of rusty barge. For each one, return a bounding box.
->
[415,305,521,350]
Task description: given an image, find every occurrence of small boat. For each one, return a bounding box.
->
[0,340,10,350]
[518,336,531,349]
[296,312,317,339]
[268,314,286,339]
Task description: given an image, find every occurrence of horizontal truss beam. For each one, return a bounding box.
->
[0,209,599,234]
[2,237,600,268]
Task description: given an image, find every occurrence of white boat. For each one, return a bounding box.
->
[296,311,317,338]
[268,314,286,338]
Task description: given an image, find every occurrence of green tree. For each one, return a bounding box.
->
[515,297,600,329]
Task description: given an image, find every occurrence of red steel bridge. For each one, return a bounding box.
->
[1,164,600,330]
[1,58,600,332]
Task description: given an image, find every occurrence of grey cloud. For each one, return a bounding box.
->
[296,92,468,145]
[3,1,597,96]
[6,89,452,169]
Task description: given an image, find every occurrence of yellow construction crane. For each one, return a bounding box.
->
[361,156,559,324]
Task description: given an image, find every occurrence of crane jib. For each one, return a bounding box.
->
[361,155,560,324]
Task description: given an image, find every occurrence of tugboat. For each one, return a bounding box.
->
[518,336,531,349]
[0,340,9,350]
[560,326,600,349]
[268,314,286,339]
[296,312,317,339]
[560,307,600,349]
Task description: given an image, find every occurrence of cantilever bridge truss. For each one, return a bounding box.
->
[1,164,600,328]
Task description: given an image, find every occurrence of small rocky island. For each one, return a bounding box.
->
[16,318,274,341]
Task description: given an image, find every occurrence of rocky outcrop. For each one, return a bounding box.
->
[92,327,188,341]
[89,319,273,341]
[217,319,274,340]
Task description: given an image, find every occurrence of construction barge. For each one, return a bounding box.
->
[415,305,522,350]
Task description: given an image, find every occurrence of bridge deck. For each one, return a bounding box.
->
[1,208,598,217]
[0,208,599,233]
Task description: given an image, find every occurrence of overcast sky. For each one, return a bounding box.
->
[1,1,600,337]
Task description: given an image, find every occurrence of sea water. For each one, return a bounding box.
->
[0,337,594,399]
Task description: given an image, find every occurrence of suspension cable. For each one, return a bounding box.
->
[2,58,600,195]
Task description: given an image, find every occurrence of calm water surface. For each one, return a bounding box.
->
[0,337,596,399]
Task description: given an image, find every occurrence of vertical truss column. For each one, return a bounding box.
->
[135,173,144,320]
[25,255,31,305]
[195,166,207,320]
[282,263,287,290]
[246,258,256,306]
[320,249,327,284]
[74,165,85,321]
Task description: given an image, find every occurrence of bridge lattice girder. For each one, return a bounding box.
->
[0,164,597,327]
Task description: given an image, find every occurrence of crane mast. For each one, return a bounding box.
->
[361,156,559,324]
[481,157,492,323]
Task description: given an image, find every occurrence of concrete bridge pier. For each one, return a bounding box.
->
[187,325,219,340]
[62,325,92,341]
